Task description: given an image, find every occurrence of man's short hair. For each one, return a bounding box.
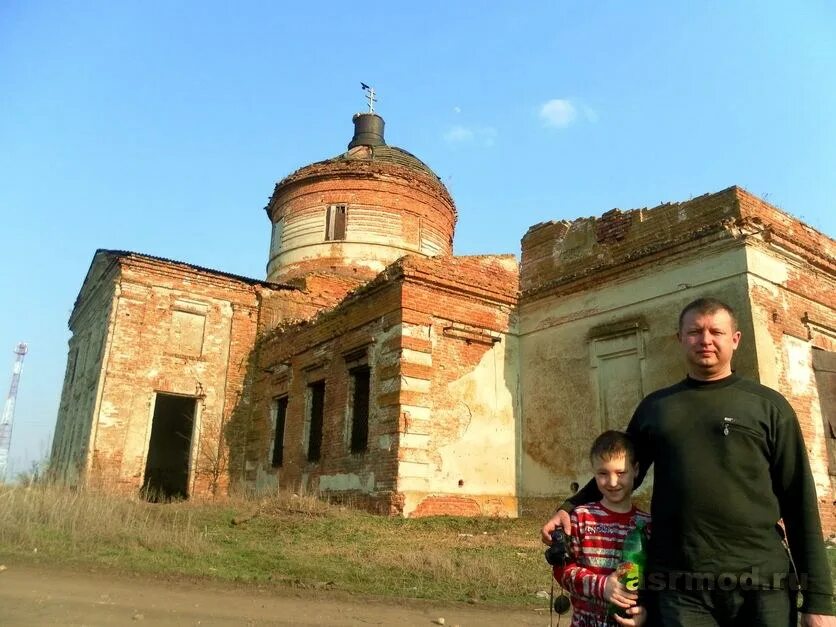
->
[678,298,738,332]
[590,430,636,466]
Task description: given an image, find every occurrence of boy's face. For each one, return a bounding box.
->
[592,453,638,512]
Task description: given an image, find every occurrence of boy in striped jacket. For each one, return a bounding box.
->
[554,431,650,626]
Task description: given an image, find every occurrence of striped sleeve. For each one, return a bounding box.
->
[553,509,608,600]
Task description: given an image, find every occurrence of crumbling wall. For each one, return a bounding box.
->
[243,254,520,517]
[521,186,742,294]
[739,190,836,535]
[265,159,456,282]
[519,246,753,498]
[518,186,836,537]
[397,255,519,517]
[51,257,119,485]
[518,188,760,498]
[63,253,284,497]
[243,278,404,513]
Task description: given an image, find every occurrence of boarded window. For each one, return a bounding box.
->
[590,328,644,431]
[325,204,347,241]
[306,381,325,462]
[812,349,836,475]
[349,366,371,453]
[271,396,288,468]
[169,301,207,357]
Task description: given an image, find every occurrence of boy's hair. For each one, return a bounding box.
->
[590,430,636,466]
[678,297,738,332]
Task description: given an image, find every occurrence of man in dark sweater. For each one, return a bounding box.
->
[541,298,835,626]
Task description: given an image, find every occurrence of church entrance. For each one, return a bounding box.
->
[142,393,197,501]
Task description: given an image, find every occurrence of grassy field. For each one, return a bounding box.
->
[0,485,833,608]
[0,485,551,607]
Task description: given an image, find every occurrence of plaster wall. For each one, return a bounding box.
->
[396,256,519,517]
[273,240,426,282]
[519,246,752,497]
[403,319,518,517]
[51,264,118,485]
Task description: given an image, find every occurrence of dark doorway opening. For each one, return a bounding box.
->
[142,393,196,501]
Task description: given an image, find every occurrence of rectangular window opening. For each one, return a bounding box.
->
[350,366,371,454]
[812,349,836,475]
[325,204,347,241]
[271,396,288,468]
[307,381,325,462]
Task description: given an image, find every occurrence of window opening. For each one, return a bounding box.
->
[350,366,370,453]
[307,381,325,462]
[325,205,347,241]
[271,396,288,467]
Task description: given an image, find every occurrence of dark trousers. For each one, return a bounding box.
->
[648,588,796,626]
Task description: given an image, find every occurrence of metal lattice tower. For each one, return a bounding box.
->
[0,342,28,482]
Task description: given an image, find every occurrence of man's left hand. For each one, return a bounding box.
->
[800,613,836,627]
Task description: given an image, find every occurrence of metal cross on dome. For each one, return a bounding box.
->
[360,82,376,114]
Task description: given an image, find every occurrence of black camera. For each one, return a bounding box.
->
[544,529,570,567]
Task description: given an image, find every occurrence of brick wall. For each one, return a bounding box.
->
[265,158,456,282]
[241,278,405,512]
[242,253,520,516]
[521,187,743,296]
[740,189,836,535]
[52,251,292,497]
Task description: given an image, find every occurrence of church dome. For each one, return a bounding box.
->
[265,113,457,283]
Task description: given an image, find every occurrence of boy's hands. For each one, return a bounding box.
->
[541,510,571,544]
[614,605,647,626]
[604,568,638,608]
[606,567,642,626]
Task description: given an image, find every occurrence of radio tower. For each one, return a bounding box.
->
[0,342,28,482]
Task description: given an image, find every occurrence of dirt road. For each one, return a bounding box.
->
[0,563,552,626]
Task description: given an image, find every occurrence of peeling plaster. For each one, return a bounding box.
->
[319,472,375,492]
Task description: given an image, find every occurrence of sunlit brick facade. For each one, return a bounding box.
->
[52,113,836,528]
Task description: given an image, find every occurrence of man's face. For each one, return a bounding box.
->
[677,308,741,381]
[592,453,637,512]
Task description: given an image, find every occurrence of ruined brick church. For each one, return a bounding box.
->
[50,110,836,532]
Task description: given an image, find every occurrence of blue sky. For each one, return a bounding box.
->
[1,1,835,477]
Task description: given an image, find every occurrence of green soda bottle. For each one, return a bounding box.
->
[608,520,647,618]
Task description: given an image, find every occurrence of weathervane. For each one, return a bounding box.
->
[360,82,376,114]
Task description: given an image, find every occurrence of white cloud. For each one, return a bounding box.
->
[444,125,474,143]
[443,125,497,147]
[453,106,462,114]
[478,127,497,147]
[539,99,578,129]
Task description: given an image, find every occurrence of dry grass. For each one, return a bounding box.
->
[0,484,208,558]
[4,484,830,607]
[0,484,548,606]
